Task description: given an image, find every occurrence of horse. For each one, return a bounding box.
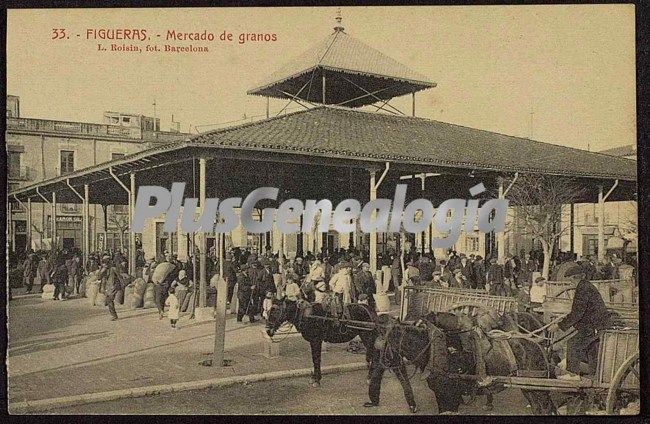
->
[369,310,557,414]
[265,295,379,387]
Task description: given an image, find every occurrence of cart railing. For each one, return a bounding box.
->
[546,280,637,304]
[596,328,639,389]
[400,286,518,321]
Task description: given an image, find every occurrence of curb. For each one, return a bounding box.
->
[9,361,367,414]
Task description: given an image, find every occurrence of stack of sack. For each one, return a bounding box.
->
[143,282,157,309]
[125,278,148,309]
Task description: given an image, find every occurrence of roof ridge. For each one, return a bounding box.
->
[319,105,636,165]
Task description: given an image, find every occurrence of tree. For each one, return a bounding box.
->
[502,174,585,279]
[108,213,130,251]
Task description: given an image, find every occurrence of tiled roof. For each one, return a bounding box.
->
[599,144,637,158]
[249,30,434,93]
[191,106,636,181]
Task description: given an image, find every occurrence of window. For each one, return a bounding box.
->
[8,152,21,178]
[122,117,131,124]
[60,150,75,175]
[111,153,125,161]
[466,235,480,252]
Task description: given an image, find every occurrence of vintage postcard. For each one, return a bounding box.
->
[5,5,639,416]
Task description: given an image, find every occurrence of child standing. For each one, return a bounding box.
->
[262,291,274,320]
[165,287,180,329]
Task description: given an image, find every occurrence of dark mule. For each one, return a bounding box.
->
[370,311,556,414]
[265,297,379,387]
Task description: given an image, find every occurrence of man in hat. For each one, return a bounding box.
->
[450,268,469,289]
[459,254,474,288]
[431,270,445,288]
[418,255,435,286]
[354,262,376,310]
[22,251,38,294]
[436,259,452,286]
[487,258,507,296]
[236,264,256,324]
[257,258,276,311]
[98,257,124,321]
[548,269,611,380]
[330,261,353,316]
[472,255,486,289]
[222,252,238,306]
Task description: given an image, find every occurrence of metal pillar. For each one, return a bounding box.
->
[597,180,619,263]
[369,170,377,272]
[52,192,57,249]
[8,202,14,254]
[129,173,136,276]
[570,203,574,255]
[369,163,390,273]
[66,180,86,263]
[322,71,326,104]
[213,230,228,366]
[199,157,207,308]
[84,185,90,270]
[266,97,270,119]
[27,198,32,252]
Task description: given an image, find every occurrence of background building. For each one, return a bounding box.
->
[6,95,190,255]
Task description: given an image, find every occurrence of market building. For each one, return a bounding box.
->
[7,17,637,277]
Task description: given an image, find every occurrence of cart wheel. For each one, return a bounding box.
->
[605,352,640,415]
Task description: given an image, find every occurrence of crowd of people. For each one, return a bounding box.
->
[16,243,631,330]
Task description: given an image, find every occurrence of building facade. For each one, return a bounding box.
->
[6,95,190,256]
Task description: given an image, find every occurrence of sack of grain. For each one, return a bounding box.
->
[143,282,156,309]
[152,262,175,284]
[86,280,101,306]
[133,278,147,297]
[41,283,55,299]
[95,291,106,306]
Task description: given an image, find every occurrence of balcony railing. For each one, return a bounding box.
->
[7,117,142,139]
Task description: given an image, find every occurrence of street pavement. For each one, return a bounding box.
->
[7,290,361,406]
[8,288,532,415]
[45,368,531,415]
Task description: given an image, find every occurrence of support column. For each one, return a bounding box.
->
[322,71,326,104]
[369,170,377,272]
[84,185,90,271]
[52,192,57,250]
[598,186,605,263]
[497,181,505,264]
[129,173,136,276]
[199,158,208,308]
[213,230,228,366]
[570,203,574,255]
[27,198,32,252]
[8,202,14,254]
[266,97,270,119]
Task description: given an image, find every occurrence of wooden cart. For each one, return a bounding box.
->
[400,286,518,322]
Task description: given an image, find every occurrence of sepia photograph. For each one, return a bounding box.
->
[4,4,641,416]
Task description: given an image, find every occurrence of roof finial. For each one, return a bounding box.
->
[334,8,344,32]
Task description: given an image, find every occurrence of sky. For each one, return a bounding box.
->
[7,5,636,152]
